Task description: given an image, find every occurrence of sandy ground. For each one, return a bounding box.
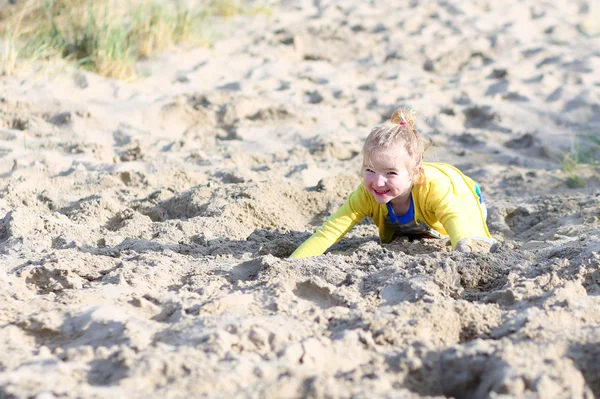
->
[1,0,600,398]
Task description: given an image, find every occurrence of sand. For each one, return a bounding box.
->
[1,0,600,397]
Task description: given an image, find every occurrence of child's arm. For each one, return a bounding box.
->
[290,186,370,258]
[429,183,491,251]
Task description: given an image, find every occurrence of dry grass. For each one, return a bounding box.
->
[0,2,29,76]
[1,27,20,76]
[202,0,274,17]
[0,0,272,79]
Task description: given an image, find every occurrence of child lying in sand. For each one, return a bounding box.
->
[290,108,494,258]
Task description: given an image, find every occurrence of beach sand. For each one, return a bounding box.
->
[1,0,600,397]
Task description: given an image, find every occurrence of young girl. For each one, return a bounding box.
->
[290,108,493,259]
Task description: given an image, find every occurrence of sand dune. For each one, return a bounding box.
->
[1,0,599,397]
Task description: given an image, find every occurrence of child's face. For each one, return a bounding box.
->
[362,145,415,204]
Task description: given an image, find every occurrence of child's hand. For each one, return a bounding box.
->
[456,238,497,253]
[456,240,472,253]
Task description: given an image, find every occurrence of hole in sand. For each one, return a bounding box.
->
[380,281,421,304]
[230,259,264,282]
[293,281,340,309]
[86,355,128,386]
[583,269,600,295]
[568,342,600,397]
[459,263,509,301]
[504,207,545,238]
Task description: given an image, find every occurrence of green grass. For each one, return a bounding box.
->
[1,0,272,80]
[561,129,600,188]
[26,0,200,80]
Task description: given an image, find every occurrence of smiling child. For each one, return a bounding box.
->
[290,108,494,258]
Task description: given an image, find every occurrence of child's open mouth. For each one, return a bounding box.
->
[373,189,390,196]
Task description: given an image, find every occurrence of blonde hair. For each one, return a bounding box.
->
[363,108,430,184]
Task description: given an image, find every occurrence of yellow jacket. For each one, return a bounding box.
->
[290,163,492,258]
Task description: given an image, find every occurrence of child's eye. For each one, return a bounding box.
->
[387,171,397,175]
[365,168,374,173]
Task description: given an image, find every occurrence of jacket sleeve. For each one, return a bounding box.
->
[427,180,486,249]
[290,186,370,258]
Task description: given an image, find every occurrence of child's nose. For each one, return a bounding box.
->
[375,174,386,186]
